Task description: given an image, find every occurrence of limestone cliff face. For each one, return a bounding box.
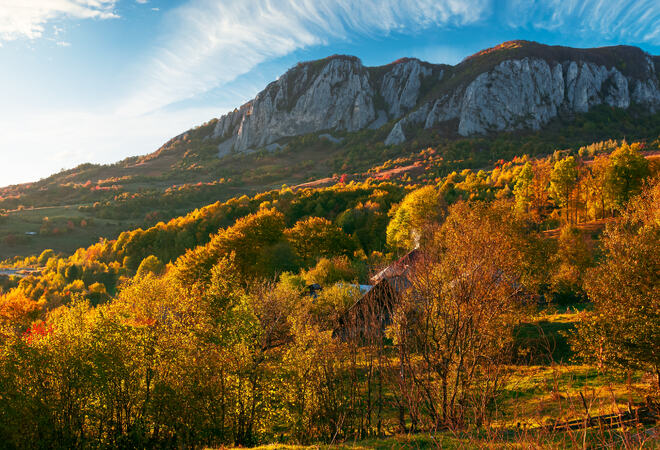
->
[379,58,435,119]
[386,53,660,144]
[213,56,376,154]
[208,42,660,154]
[212,56,438,154]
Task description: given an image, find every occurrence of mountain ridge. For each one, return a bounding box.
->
[200,40,660,154]
[3,40,660,192]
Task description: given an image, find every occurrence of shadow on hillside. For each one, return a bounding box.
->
[513,319,576,365]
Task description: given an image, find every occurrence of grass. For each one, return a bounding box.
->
[227,423,658,449]
[0,204,135,260]
[217,308,657,449]
[500,364,647,428]
[504,308,648,427]
[512,306,588,364]
[222,432,503,449]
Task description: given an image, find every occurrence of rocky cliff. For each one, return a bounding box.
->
[209,41,660,153]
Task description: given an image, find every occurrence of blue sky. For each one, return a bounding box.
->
[0,0,659,186]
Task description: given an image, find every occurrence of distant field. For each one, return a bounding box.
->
[0,204,134,260]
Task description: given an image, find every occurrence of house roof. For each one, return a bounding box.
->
[370,248,423,284]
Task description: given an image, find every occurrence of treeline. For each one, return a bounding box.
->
[513,141,652,225]
[79,179,233,220]
[3,181,404,311]
[3,141,656,313]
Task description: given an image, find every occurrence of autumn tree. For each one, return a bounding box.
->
[135,254,165,278]
[173,208,285,284]
[0,290,41,332]
[37,249,56,266]
[548,225,593,304]
[586,153,611,219]
[285,216,354,264]
[303,255,360,286]
[529,159,552,219]
[391,201,530,429]
[572,177,660,390]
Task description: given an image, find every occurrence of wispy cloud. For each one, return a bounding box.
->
[120,0,489,115]
[0,0,119,42]
[505,0,660,45]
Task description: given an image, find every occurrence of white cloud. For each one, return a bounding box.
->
[120,0,489,115]
[0,0,119,42]
[56,40,70,47]
[505,0,660,45]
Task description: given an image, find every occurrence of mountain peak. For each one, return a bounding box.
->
[387,57,423,66]
[295,54,362,69]
[206,41,660,155]
[460,40,654,80]
[464,40,537,61]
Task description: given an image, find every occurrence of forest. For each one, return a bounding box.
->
[0,138,658,448]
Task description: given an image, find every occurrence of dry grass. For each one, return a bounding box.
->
[220,308,658,449]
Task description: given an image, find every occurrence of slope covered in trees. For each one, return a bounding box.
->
[0,137,658,447]
[2,100,660,260]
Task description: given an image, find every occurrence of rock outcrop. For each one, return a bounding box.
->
[419,58,641,136]
[379,59,435,119]
[209,41,660,154]
[214,56,376,154]
[212,56,440,154]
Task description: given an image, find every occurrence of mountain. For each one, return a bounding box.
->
[3,41,660,261]
[207,40,660,151]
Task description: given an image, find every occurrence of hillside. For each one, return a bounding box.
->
[2,40,660,260]
[5,0,660,441]
[2,109,660,261]
[0,134,658,448]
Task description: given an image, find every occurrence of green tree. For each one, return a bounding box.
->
[135,255,165,278]
[336,201,386,253]
[604,142,650,210]
[386,185,445,252]
[64,264,81,282]
[550,156,578,224]
[513,162,533,213]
